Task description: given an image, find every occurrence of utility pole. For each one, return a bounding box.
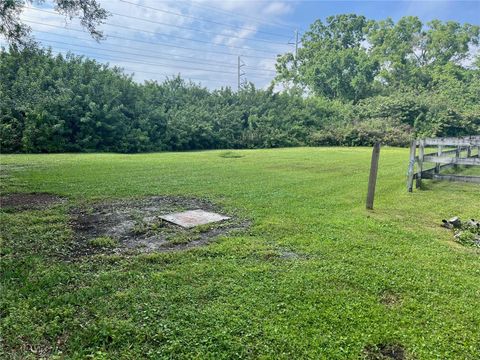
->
[294,29,299,60]
[237,55,245,91]
[288,29,300,75]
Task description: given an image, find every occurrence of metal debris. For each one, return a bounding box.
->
[160,209,230,229]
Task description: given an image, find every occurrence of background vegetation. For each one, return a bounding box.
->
[1,14,479,153]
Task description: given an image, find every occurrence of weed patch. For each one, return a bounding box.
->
[442,217,480,247]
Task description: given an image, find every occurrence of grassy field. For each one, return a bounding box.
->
[1,147,479,359]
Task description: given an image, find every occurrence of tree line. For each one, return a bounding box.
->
[1,14,479,153]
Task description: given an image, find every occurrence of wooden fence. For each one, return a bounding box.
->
[407,136,480,192]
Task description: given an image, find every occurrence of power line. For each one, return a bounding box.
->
[101,24,284,55]
[31,31,276,76]
[49,49,231,85]
[23,17,278,60]
[109,10,289,46]
[176,0,297,31]
[27,7,290,47]
[37,37,236,75]
[24,8,288,54]
[37,37,276,79]
[25,21,279,73]
[26,24,234,67]
[118,0,289,39]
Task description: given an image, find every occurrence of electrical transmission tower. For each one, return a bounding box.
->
[237,55,246,91]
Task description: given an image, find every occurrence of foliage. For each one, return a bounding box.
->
[0,48,356,152]
[276,14,380,102]
[0,0,108,47]
[452,220,480,247]
[276,15,479,100]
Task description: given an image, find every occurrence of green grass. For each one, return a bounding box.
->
[1,147,479,359]
[89,237,118,249]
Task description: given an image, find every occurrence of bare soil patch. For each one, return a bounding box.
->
[364,344,405,360]
[380,291,401,307]
[0,193,65,211]
[69,196,248,258]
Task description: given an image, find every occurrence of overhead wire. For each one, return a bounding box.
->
[27,7,291,46]
[25,20,278,72]
[24,9,287,54]
[32,32,276,76]
[118,0,290,39]
[49,49,232,85]
[36,37,276,78]
[175,0,298,31]
[23,18,279,60]
[22,3,286,85]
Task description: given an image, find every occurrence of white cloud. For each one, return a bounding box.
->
[263,2,293,16]
[1,0,297,89]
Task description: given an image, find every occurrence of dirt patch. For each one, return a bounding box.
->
[69,196,249,258]
[0,193,65,211]
[219,151,244,159]
[380,291,401,307]
[364,344,405,360]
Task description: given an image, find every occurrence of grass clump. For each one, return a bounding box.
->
[89,236,118,248]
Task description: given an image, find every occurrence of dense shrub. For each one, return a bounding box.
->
[1,45,478,153]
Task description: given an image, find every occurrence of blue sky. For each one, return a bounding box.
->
[1,1,479,89]
[291,1,479,26]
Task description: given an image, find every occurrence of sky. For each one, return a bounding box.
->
[1,0,479,89]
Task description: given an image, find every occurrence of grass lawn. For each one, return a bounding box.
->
[1,147,479,359]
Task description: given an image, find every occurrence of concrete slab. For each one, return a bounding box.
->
[160,209,230,229]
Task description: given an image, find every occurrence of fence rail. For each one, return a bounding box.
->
[422,136,480,146]
[406,136,480,192]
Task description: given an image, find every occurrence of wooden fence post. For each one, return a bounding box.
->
[416,139,424,188]
[454,146,460,170]
[366,143,381,210]
[435,145,442,174]
[407,140,417,192]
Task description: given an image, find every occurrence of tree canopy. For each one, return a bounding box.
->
[0,0,108,47]
[275,15,479,101]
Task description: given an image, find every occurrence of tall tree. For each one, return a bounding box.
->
[0,0,109,47]
[367,16,480,87]
[275,14,379,102]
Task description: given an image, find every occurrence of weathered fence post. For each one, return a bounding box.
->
[454,146,460,170]
[435,145,442,174]
[366,143,381,210]
[407,140,417,192]
[416,139,424,188]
